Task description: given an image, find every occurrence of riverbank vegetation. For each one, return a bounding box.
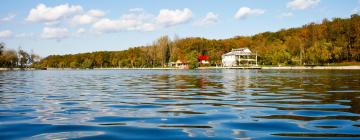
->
[0,43,40,68]
[30,14,360,68]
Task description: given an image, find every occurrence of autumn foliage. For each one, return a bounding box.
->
[33,14,360,68]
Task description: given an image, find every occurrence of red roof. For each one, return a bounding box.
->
[197,55,209,61]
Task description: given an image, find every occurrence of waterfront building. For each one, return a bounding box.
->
[222,48,258,67]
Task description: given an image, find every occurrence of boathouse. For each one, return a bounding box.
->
[198,54,209,65]
[169,60,189,69]
[222,48,258,67]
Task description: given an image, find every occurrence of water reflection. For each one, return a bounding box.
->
[0,69,360,139]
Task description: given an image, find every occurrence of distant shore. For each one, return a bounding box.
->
[198,66,360,70]
[261,66,360,70]
[0,68,36,71]
[72,66,360,70]
[1,66,360,71]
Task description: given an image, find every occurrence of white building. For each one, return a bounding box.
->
[169,60,189,69]
[222,48,257,67]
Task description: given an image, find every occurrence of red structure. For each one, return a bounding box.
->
[198,55,209,65]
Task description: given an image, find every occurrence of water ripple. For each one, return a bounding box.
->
[0,69,359,139]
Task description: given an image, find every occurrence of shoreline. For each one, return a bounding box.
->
[95,66,360,70]
[1,66,360,71]
[261,66,360,70]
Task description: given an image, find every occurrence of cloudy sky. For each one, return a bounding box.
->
[0,0,358,56]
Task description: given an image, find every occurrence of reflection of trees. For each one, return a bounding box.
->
[250,70,360,122]
[172,74,224,92]
[151,74,172,92]
[294,71,360,115]
[0,72,4,104]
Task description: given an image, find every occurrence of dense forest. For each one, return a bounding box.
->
[29,14,360,68]
[0,42,40,68]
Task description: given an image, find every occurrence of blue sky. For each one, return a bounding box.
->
[0,0,359,57]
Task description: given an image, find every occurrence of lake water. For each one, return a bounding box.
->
[0,69,360,140]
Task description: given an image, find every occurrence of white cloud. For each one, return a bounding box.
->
[41,27,69,40]
[92,8,192,33]
[156,8,192,27]
[92,11,152,33]
[195,12,219,26]
[1,14,16,22]
[73,28,86,37]
[71,9,105,25]
[0,30,13,38]
[140,23,157,31]
[353,8,360,14]
[92,16,153,33]
[44,21,60,26]
[287,0,320,10]
[15,33,35,38]
[129,8,145,13]
[25,5,192,34]
[76,28,86,34]
[280,12,294,18]
[104,10,151,32]
[87,9,105,17]
[26,3,83,22]
[234,7,265,20]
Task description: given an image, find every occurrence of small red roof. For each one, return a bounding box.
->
[198,55,209,61]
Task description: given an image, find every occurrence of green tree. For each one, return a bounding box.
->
[18,48,30,68]
[185,51,199,69]
[34,15,360,68]
[81,58,94,68]
[70,61,79,68]
[0,42,4,56]
[306,40,331,64]
[155,36,171,67]
[1,49,18,68]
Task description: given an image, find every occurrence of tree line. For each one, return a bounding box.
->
[0,43,40,68]
[33,14,360,68]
